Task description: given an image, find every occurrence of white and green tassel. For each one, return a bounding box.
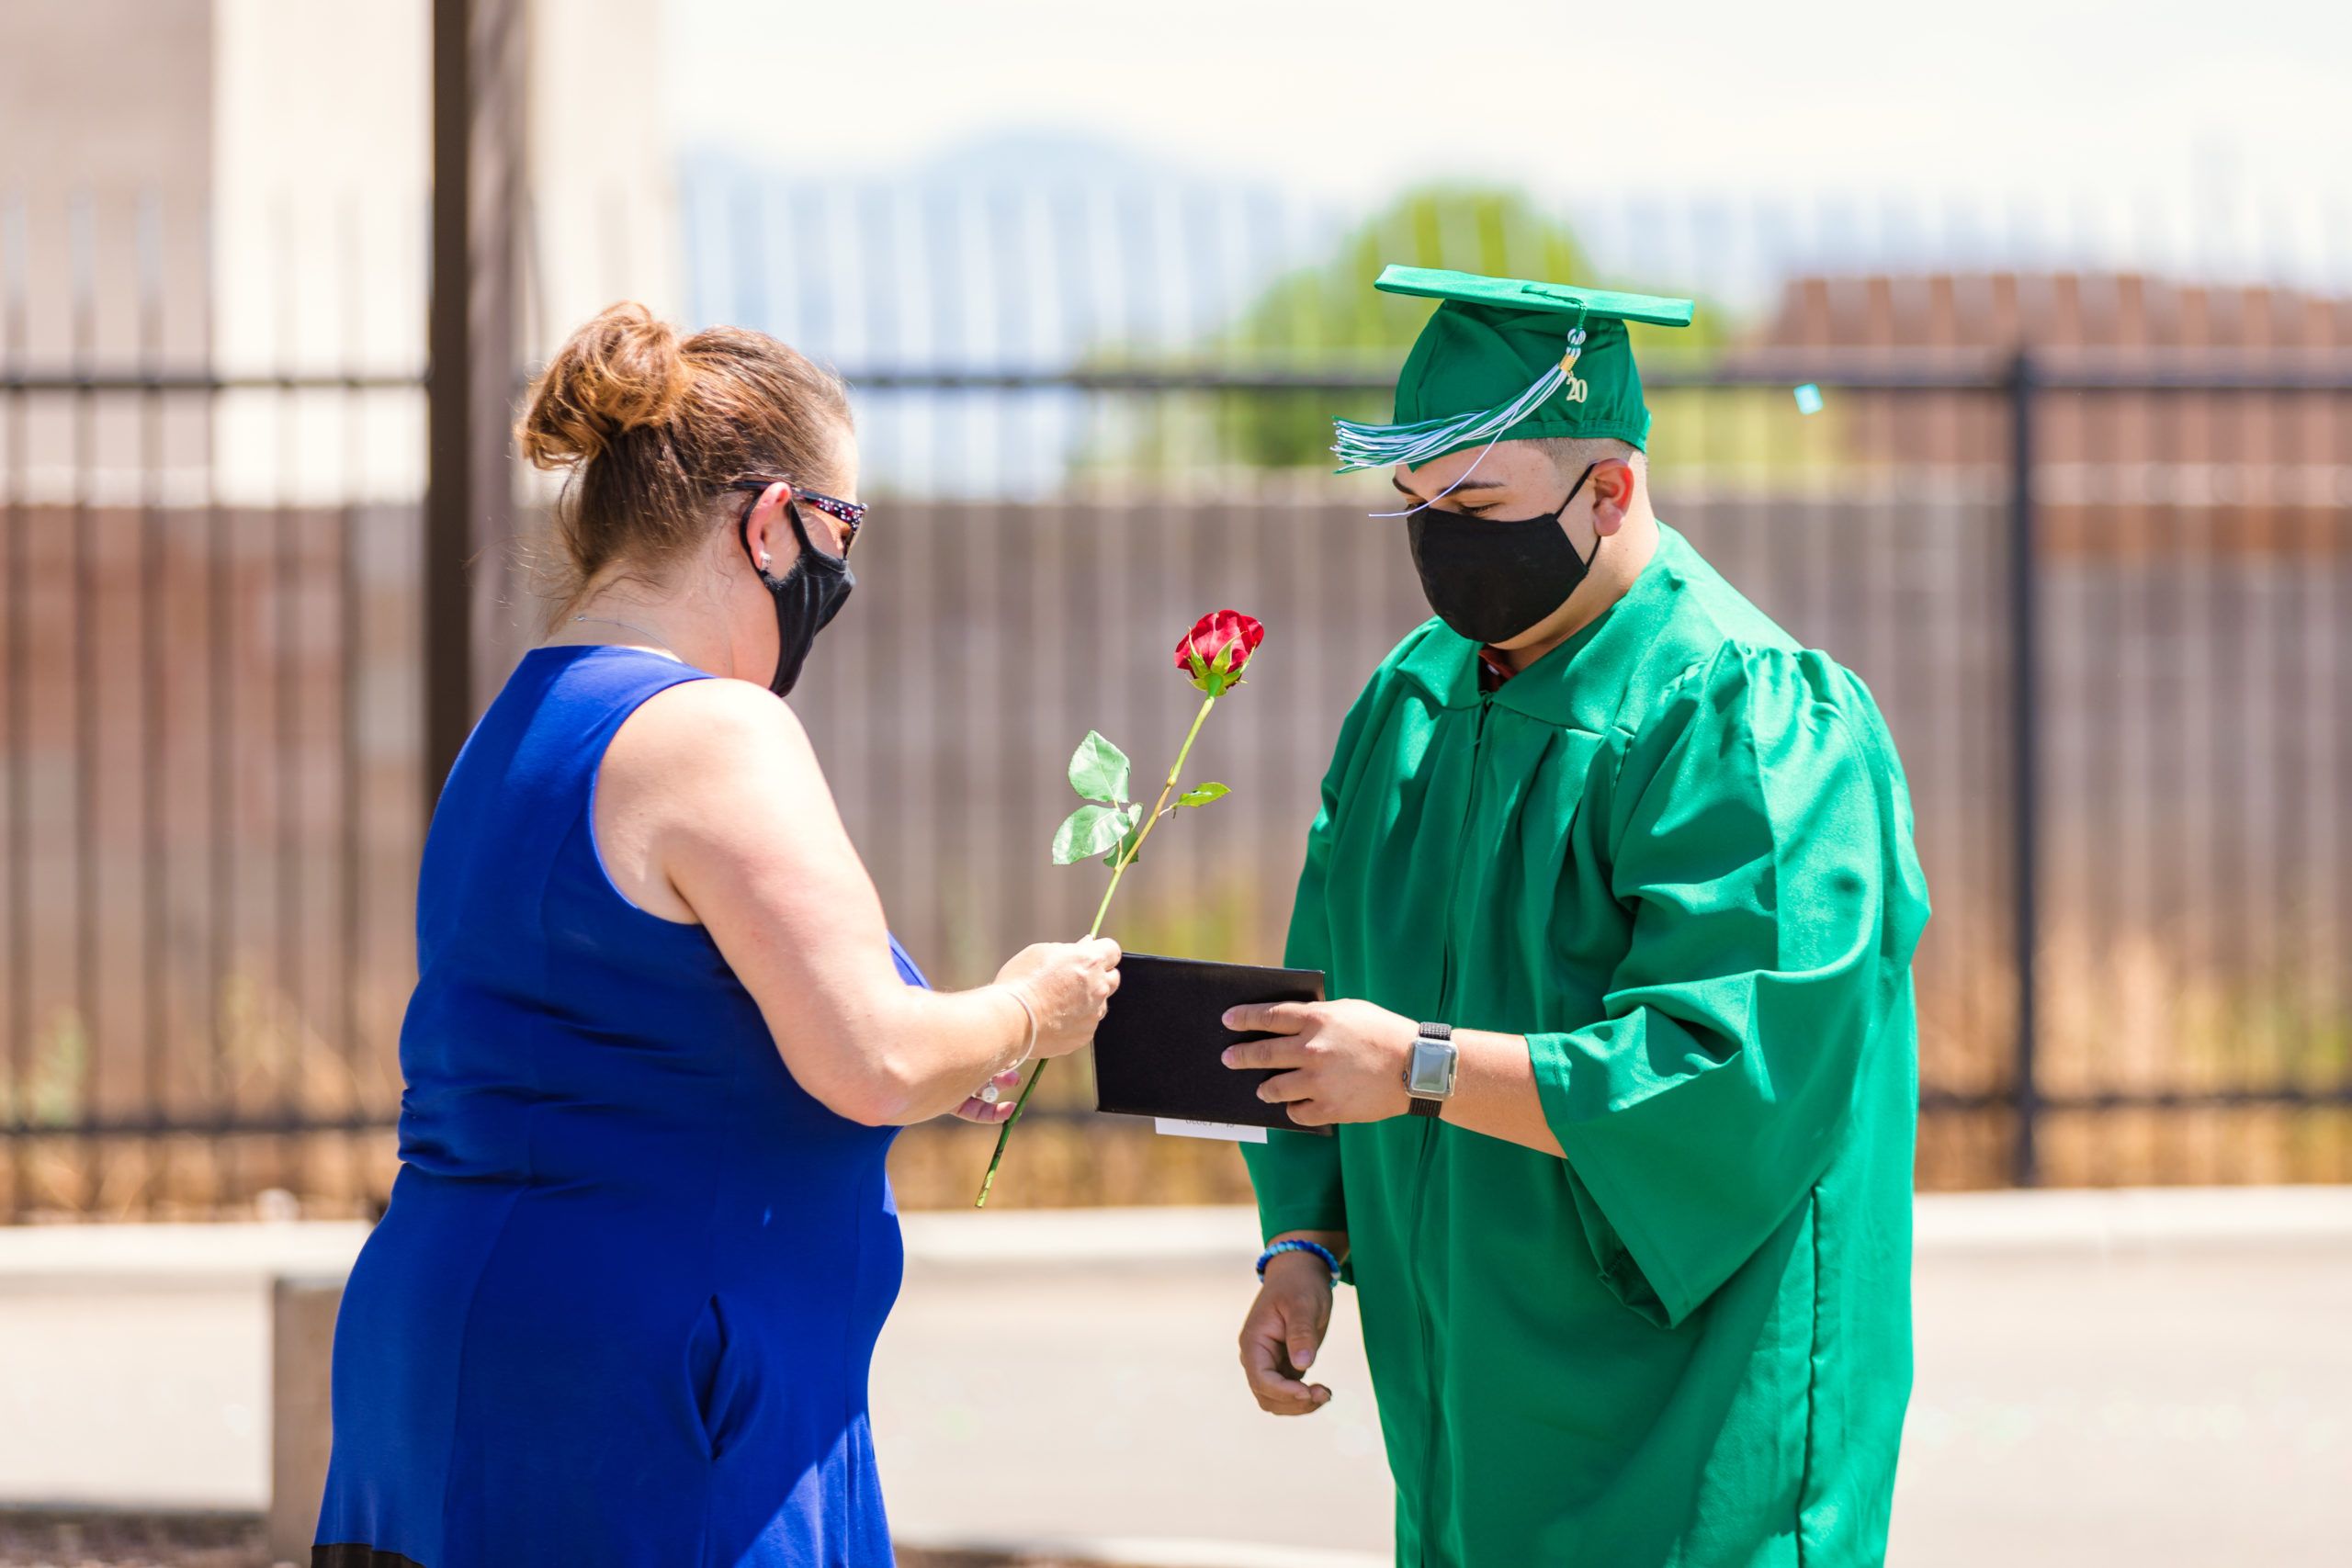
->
[1331,321,1589,473]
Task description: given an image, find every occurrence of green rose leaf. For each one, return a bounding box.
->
[1101,805,1148,869]
[1051,803,1133,865]
[1177,783,1231,807]
[1067,730,1131,804]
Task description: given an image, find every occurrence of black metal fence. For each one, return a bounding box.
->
[4,185,2350,1215]
[6,354,2347,1214]
[822,355,2352,1206]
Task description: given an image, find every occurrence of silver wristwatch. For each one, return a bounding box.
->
[1404,1021,1457,1117]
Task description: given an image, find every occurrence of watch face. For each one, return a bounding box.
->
[1408,1038,1455,1097]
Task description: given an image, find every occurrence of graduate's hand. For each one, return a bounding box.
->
[1220,998,1416,1126]
[1238,1235,1340,1416]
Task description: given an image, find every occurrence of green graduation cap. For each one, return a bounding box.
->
[1333,265,1695,471]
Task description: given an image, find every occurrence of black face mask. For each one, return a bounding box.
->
[1405,463,1597,646]
[741,499,856,696]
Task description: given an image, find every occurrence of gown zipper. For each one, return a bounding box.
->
[1410,688,1493,1566]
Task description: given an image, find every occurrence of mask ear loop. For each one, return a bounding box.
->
[1367,303,1590,520]
[740,486,785,580]
[1557,460,1601,568]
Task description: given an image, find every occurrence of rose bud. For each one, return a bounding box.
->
[1175,610,1265,697]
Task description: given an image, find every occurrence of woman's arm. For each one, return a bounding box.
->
[599,676,1115,1125]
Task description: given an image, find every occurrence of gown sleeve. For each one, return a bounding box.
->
[1240,673,1379,1247]
[1527,645,1900,1328]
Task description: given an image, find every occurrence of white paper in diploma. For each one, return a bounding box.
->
[1154,1117,1269,1144]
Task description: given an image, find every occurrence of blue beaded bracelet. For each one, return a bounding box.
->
[1256,1238,1341,1283]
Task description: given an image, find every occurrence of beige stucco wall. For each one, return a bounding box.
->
[0,0,675,504]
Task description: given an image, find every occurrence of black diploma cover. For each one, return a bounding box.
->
[1091,953,1331,1134]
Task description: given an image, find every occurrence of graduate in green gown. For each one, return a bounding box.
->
[1227,267,1931,1568]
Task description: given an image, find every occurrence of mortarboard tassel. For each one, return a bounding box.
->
[1331,315,1589,474]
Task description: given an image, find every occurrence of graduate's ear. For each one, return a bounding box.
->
[1587,459,1637,538]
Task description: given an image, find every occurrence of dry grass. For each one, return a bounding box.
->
[4,911,2345,1220]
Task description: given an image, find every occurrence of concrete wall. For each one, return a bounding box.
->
[0,0,678,507]
[0,0,215,360]
[0,1222,368,1509]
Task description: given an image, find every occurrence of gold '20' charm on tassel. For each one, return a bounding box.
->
[1559,326,1589,403]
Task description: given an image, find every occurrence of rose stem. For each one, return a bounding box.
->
[1085,694,1215,941]
[975,691,1219,1207]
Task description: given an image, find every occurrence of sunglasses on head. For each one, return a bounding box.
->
[724,479,867,556]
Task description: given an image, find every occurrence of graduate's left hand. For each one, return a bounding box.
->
[1220,999,1418,1126]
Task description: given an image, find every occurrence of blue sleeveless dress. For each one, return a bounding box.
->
[316,646,918,1568]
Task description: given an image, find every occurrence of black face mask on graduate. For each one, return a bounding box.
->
[1405,462,1599,647]
[740,496,856,697]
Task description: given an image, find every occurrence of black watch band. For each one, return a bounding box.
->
[1406,1021,1454,1117]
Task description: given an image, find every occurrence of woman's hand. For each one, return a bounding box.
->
[993,938,1122,1059]
[951,1067,1025,1124]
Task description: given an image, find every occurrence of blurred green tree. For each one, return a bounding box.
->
[1214,185,1590,468]
[1072,185,1733,478]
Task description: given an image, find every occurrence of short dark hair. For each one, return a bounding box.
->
[1531,434,1645,479]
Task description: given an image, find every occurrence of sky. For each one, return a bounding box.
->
[665,0,2351,220]
[655,0,2352,498]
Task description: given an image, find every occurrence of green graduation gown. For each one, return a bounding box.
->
[1243,523,1930,1568]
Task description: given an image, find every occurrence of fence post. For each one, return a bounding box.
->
[2007,350,2041,1186]
[424,0,526,813]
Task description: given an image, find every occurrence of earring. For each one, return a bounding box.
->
[760,554,772,570]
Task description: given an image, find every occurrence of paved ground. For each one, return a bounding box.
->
[0,1513,263,1568]
[876,1199,2352,1567]
[3,1193,2348,1566]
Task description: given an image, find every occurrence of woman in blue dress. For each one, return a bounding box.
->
[314,303,1120,1568]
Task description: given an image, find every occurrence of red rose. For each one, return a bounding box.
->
[1175,610,1264,696]
[983,605,1268,1207]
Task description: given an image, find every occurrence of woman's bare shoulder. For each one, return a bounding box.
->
[634,672,805,738]
[605,676,820,801]
[591,676,842,920]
